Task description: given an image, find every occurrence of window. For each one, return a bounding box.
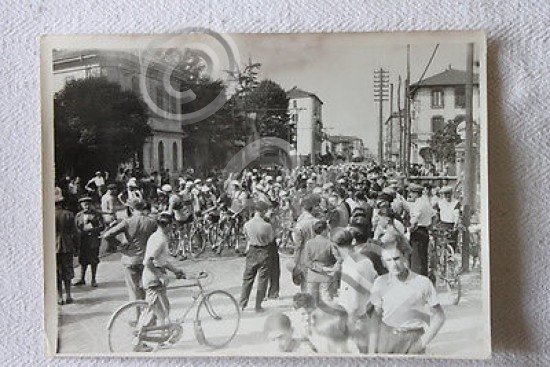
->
[172,142,178,172]
[158,141,165,170]
[292,114,298,122]
[293,100,297,108]
[455,86,466,108]
[85,67,92,78]
[431,116,445,133]
[431,89,444,109]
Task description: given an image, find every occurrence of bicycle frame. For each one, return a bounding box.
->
[130,278,208,344]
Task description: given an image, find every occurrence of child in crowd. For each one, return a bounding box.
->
[264,312,317,353]
[309,303,360,354]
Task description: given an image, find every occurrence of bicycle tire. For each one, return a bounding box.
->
[106,300,167,353]
[194,290,241,349]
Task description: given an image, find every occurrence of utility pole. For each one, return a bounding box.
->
[405,44,412,177]
[462,43,475,272]
[374,68,389,165]
[397,75,403,172]
[389,83,394,165]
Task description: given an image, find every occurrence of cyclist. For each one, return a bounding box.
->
[139,212,186,351]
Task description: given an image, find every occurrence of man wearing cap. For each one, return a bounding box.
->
[101,184,121,253]
[239,201,274,312]
[405,183,435,276]
[142,212,185,329]
[434,186,461,249]
[102,197,157,303]
[292,195,321,292]
[85,171,106,200]
[55,187,78,305]
[74,196,105,287]
[304,220,342,307]
[369,241,445,354]
[101,184,119,224]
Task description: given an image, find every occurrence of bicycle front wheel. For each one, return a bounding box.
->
[106,300,167,353]
[194,290,241,349]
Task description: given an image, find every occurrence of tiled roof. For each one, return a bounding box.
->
[287,86,323,104]
[411,68,479,88]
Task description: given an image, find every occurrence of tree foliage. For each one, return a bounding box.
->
[428,116,463,164]
[247,79,292,141]
[54,77,151,179]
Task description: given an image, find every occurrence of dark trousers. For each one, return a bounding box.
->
[239,245,269,309]
[267,243,280,298]
[410,227,429,276]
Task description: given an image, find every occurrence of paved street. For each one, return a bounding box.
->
[57,251,485,357]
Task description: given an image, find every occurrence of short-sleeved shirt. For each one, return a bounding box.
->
[142,229,171,288]
[293,211,318,266]
[103,213,157,266]
[244,215,274,247]
[338,254,377,318]
[436,199,460,224]
[304,235,340,282]
[370,271,439,329]
[407,198,435,227]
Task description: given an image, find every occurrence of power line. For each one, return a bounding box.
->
[410,43,440,94]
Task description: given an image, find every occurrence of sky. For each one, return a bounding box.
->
[223,32,482,151]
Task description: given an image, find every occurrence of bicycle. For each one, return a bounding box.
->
[215,209,245,256]
[106,271,241,353]
[169,217,207,260]
[428,227,462,305]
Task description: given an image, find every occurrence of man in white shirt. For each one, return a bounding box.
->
[434,186,461,249]
[405,183,435,276]
[370,242,445,354]
[85,171,106,199]
[142,212,185,323]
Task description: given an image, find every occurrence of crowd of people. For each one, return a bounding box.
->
[54,161,480,354]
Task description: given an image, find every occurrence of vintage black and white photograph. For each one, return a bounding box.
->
[41,30,489,358]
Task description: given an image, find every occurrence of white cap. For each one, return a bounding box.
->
[194,179,202,184]
[161,184,173,193]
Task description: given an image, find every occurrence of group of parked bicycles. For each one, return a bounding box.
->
[427,223,480,306]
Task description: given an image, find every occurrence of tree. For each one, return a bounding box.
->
[247,79,292,141]
[429,116,463,165]
[54,77,151,180]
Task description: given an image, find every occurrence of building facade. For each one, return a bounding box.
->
[52,49,189,177]
[327,135,365,162]
[409,66,480,167]
[287,87,324,165]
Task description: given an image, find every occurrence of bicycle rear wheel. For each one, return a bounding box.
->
[107,300,167,353]
[194,290,240,348]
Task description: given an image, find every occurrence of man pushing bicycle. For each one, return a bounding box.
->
[142,212,186,328]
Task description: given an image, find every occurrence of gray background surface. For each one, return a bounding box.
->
[1,0,548,365]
